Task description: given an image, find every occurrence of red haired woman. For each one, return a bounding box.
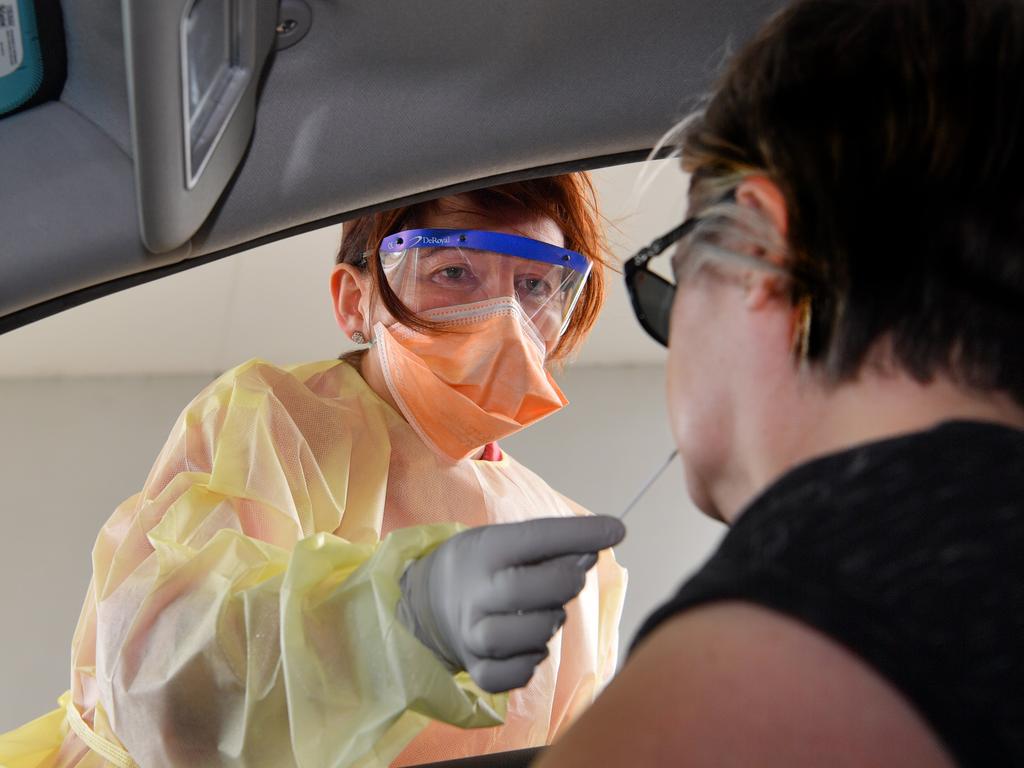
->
[1,175,626,768]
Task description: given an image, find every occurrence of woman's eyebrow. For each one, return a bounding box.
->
[418,247,450,260]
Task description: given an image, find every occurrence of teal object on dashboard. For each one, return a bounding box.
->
[0,0,65,117]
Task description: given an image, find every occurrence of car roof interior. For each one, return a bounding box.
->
[0,0,783,335]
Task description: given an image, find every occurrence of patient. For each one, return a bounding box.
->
[538,0,1024,765]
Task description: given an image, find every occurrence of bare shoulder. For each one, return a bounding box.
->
[535,601,955,768]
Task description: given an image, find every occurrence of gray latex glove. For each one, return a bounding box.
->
[397,516,625,693]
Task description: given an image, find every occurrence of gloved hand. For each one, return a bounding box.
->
[397,516,625,693]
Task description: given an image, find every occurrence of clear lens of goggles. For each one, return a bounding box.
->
[377,228,592,348]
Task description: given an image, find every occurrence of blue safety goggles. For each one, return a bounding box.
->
[377,228,592,343]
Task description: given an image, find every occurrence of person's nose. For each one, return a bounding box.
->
[484,259,517,298]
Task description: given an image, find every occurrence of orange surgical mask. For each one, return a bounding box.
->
[374,298,568,461]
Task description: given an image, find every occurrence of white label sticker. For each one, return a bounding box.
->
[0,1,23,78]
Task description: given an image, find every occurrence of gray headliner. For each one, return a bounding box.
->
[0,0,783,332]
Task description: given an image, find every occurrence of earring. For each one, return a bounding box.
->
[792,296,812,362]
[351,331,367,345]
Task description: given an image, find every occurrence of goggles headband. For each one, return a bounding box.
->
[379,228,591,276]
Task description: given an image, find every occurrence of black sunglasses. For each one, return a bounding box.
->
[623,217,699,347]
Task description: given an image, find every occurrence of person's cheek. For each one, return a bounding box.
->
[665,288,726,518]
[665,291,690,449]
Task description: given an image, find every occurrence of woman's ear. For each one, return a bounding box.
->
[330,263,371,340]
[735,176,788,237]
[735,176,790,311]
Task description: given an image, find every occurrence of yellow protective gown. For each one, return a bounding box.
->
[0,359,626,768]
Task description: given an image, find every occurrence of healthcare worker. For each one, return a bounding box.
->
[0,175,626,768]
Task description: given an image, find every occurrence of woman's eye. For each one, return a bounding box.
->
[429,263,478,286]
[519,277,555,297]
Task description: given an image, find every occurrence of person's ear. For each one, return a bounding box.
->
[735,176,788,237]
[330,263,372,340]
[736,176,790,311]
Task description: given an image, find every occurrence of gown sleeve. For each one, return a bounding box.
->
[84,360,505,768]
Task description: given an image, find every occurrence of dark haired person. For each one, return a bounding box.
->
[0,176,626,767]
[538,1,1024,766]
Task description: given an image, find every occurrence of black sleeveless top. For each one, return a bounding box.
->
[632,421,1024,767]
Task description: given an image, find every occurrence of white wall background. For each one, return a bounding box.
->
[0,160,727,732]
